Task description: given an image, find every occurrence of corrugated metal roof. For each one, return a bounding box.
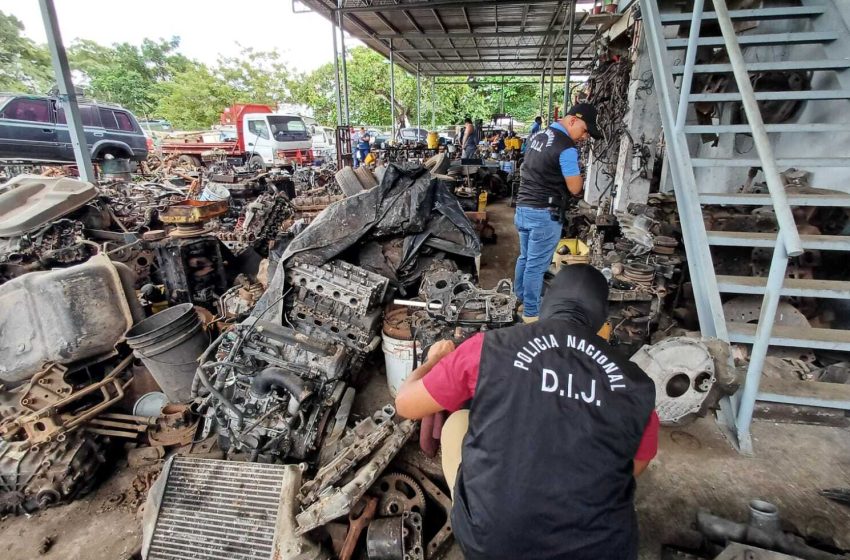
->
[300,0,599,77]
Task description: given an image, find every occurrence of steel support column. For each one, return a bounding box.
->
[337,0,350,125]
[539,72,545,120]
[331,15,342,125]
[431,77,436,130]
[563,0,577,111]
[390,40,396,140]
[547,56,556,122]
[39,0,95,182]
[416,65,421,132]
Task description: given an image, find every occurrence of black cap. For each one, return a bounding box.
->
[567,103,602,140]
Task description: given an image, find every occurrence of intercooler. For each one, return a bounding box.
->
[142,456,326,560]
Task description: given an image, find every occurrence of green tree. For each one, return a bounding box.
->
[0,11,51,93]
[216,47,294,107]
[69,37,192,118]
[154,63,239,129]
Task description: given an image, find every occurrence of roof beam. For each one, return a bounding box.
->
[336,0,562,14]
[373,30,593,39]
[520,4,530,33]
[461,6,481,60]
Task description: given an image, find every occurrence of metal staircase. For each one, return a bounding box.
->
[640,0,850,454]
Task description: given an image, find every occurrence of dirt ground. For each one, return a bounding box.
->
[2,199,849,559]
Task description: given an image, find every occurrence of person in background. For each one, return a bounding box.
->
[356,129,371,168]
[351,127,362,167]
[394,264,659,560]
[514,103,602,323]
[462,117,477,159]
[530,115,543,136]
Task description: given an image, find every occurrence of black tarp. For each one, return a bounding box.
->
[282,164,480,266]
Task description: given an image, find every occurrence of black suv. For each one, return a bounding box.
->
[0,93,149,164]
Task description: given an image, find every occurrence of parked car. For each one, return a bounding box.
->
[138,119,173,134]
[0,93,149,164]
[397,127,429,144]
[367,128,391,147]
[312,126,337,161]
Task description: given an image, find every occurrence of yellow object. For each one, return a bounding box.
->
[427,131,439,149]
[506,137,522,150]
[364,152,376,165]
[597,322,613,341]
[441,410,469,500]
[477,191,488,212]
[521,315,539,324]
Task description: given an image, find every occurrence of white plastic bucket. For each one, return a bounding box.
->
[382,332,415,397]
[199,184,231,202]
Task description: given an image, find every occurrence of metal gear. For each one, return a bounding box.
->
[373,472,427,517]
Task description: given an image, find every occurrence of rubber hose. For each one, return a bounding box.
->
[249,367,313,403]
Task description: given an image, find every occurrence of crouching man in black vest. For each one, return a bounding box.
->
[396,264,659,560]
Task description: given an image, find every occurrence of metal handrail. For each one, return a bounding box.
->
[713,0,803,257]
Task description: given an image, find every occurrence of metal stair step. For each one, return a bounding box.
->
[661,6,826,24]
[756,378,850,411]
[716,275,850,299]
[685,123,850,134]
[706,231,850,251]
[726,322,850,351]
[693,157,850,167]
[699,192,850,206]
[672,59,850,75]
[667,31,838,48]
[688,90,850,102]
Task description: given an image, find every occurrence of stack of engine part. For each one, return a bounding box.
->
[0,253,146,515]
[144,198,232,309]
[217,191,295,255]
[283,193,345,230]
[576,197,685,353]
[388,260,517,365]
[0,175,101,284]
[286,259,389,373]
[195,312,356,463]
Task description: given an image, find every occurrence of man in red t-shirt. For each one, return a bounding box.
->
[395,265,659,560]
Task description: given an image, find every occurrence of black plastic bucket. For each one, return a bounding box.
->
[125,303,208,402]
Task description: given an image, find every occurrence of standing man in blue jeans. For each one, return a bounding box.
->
[515,103,602,323]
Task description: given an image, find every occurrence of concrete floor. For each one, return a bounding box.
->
[2,198,848,559]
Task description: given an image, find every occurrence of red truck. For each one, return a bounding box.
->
[161,104,313,169]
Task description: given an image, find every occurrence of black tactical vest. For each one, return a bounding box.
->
[451,319,656,560]
[517,126,577,209]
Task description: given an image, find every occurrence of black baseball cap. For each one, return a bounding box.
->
[567,103,602,140]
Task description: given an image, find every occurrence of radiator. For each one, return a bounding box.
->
[144,456,288,560]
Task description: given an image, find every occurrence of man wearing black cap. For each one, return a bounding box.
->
[514,102,602,323]
[395,264,659,560]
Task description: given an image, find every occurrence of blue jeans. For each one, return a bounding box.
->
[514,206,562,317]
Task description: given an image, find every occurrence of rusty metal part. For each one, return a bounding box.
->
[159,199,228,225]
[87,412,154,439]
[723,296,815,363]
[0,430,106,515]
[300,414,395,506]
[339,496,378,560]
[399,463,454,559]
[366,511,424,560]
[146,404,199,447]
[296,420,415,534]
[374,472,427,518]
[0,356,133,447]
[383,305,414,340]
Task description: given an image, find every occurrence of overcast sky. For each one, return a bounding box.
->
[3,0,357,72]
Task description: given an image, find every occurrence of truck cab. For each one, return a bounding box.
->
[232,108,312,168]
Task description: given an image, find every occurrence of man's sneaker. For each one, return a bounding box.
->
[521,315,538,324]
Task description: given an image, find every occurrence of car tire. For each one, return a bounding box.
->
[248,154,265,170]
[177,155,201,168]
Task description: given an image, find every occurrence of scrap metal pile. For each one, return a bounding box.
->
[0,160,516,560]
[564,193,686,355]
